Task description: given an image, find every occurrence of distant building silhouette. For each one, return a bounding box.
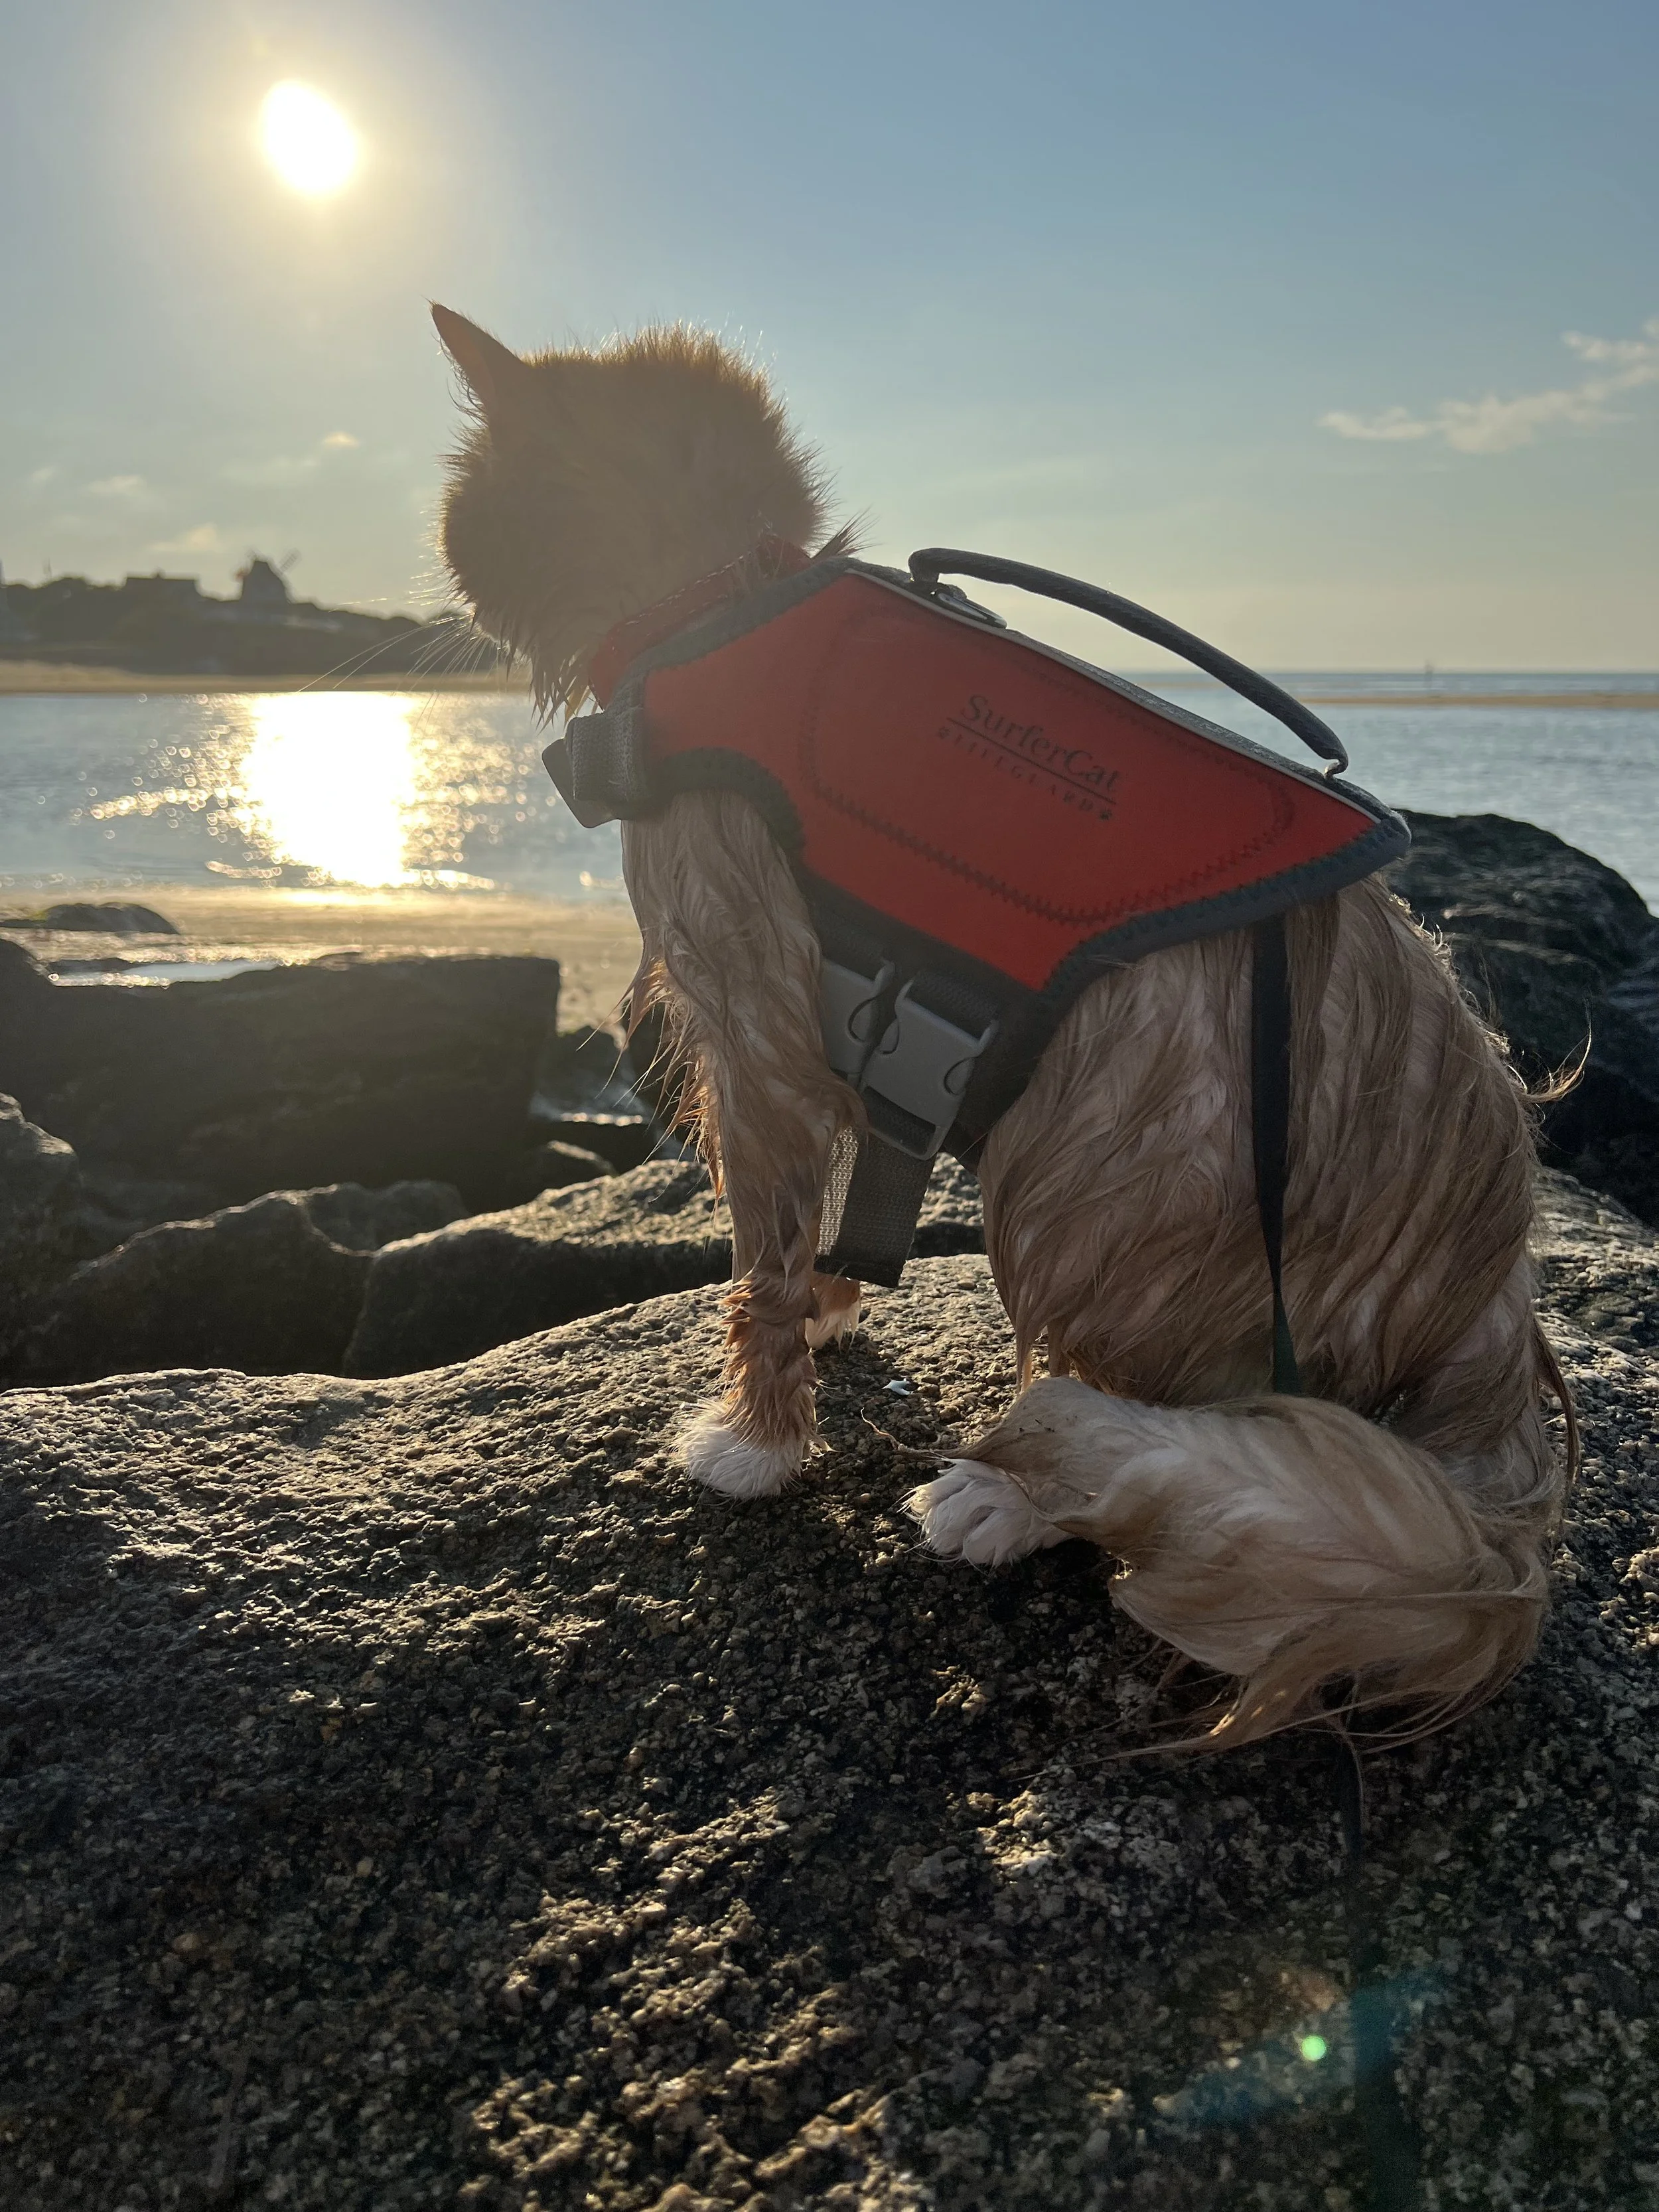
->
[0,559,29,642]
[121,571,208,617]
[0,553,509,678]
[236,557,292,621]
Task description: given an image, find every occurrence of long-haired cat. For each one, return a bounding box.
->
[432,304,1573,1751]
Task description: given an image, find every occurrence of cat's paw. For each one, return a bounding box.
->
[680,1404,804,1499]
[906,1459,1066,1566]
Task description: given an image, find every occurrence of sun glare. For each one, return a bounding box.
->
[260,82,358,197]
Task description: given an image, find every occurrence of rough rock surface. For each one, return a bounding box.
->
[1395,812,1659,1220]
[0,1097,123,1359]
[346,1157,985,1380]
[1,1173,1653,2209]
[17,1182,467,1386]
[0,941,560,1211]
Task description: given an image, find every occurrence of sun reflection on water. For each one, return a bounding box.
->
[238,694,418,886]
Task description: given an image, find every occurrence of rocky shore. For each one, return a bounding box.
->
[1,813,1657,2208]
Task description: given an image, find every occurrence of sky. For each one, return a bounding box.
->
[2,0,1656,669]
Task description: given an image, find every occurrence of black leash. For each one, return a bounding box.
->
[1260,928,1421,2203]
[1251,915,1301,1396]
[1331,1730,1424,2209]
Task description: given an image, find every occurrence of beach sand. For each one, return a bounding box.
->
[0,883,642,1033]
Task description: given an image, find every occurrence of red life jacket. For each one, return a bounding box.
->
[547,544,1405,1195]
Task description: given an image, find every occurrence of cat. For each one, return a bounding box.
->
[433,304,1573,1751]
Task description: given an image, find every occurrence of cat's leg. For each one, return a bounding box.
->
[623,792,856,1497]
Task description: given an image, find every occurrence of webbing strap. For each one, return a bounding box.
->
[1252,915,1302,1395]
[815,1126,933,1289]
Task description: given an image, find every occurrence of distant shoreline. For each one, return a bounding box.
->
[0,659,1652,709]
[0,661,530,697]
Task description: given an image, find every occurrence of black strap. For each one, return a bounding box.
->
[816,1128,932,1289]
[1252,915,1301,1394]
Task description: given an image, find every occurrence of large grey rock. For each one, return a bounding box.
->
[345,1153,985,1378]
[0,942,561,1211]
[0,1096,119,1358]
[0,1186,1654,2208]
[1396,812,1659,1220]
[17,1179,466,1384]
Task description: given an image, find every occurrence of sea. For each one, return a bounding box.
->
[1,673,1656,910]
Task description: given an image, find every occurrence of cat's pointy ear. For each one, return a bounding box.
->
[431,305,531,416]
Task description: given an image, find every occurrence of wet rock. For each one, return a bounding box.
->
[344,1153,984,1378]
[0,1183,1653,2209]
[1,899,180,936]
[1395,812,1659,1221]
[0,944,560,1211]
[19,1179,467,1384]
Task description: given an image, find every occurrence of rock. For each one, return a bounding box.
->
[344,1157,731,1376]
[1395,812,1659,1221]
[536,1111,662,1171]
[532,1023,664,1169]
[0,1181,1654,2207]
[0,944,560,1211]
[528,1138,614,1190]
[345,1153,985,1378]
[0,1097,119,1361]
[2,899,180,936]
[18,1180,467,1384]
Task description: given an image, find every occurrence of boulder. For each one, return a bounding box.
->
[345,1153,985,1378]
[532,1022,663,1169]
[18,1179,467,1384]
[0,943,561,1211]
[0,1179,1653,2207]
[1394,812,1659,1221]
[0,1096,123,1360]
[1,899,180,936]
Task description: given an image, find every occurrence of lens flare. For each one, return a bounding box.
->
[260,82,358,197]
[1298,2034,1329,2064]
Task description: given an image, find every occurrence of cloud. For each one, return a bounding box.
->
[150,523,226,556]
[1321,317,1659,455]
[321,431,360,449]
[87,473,150,498]
[221,455,319,487]
[27,465,58,487]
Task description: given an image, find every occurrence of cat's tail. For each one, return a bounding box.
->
[908,1374,1561,1751]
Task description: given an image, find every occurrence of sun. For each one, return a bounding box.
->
[260,82,358,197]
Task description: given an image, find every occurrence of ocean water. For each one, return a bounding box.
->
[0,676,1655,908]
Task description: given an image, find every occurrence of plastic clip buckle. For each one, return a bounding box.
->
[864,982,998,1159]
[820,958,895,1083]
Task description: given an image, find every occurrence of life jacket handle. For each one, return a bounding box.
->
[908,548,1350,779]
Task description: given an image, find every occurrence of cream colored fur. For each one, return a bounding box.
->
[433,305,1573,1751]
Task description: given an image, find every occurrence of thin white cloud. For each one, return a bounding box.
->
[150,523,226,556]
[87,473,150,498]
[1321,317,1659,455]
[222,455,321,487]
[27,464,58,487]
[321,431,360,449]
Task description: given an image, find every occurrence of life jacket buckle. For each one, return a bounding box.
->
[820,958,897,1084]
[543,698,654,829]
[861,981,999,1159]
